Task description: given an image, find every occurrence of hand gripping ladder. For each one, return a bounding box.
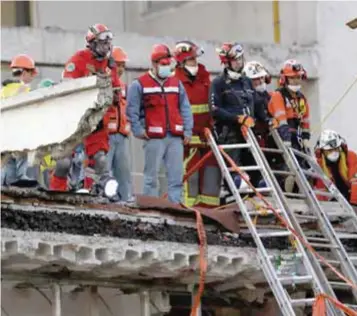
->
[268,129,357,307]
[205,128,344,316]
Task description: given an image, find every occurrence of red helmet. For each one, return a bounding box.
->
[112,46,129,63]
[279,59,307,85]
[173,41,204,64]
[216,42,244,64]
[86,23,113,43]
[151,44,172,65]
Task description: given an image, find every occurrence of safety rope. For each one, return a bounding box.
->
[180,203,207,316]
[313,293,357,316]
[312,76,357,135]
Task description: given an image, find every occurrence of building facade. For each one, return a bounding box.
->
[1,1,357,193]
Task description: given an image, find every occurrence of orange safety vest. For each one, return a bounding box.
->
[174,64,211,142]
[103,82,130,136]
[138,72,183,138]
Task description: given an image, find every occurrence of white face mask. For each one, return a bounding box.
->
[227,69,241,80]
[326,151,340,162]
[185,65,198,76]
[288,84,301,92]
[255,82,267,93]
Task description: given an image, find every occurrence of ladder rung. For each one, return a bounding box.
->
[336,233,357,239]
[258,231,292,238]
[272,170,295,176]
[294,214,317,220]
[220,143,251,149]
[329,281,352,289]
[302,169,320,178]
[228,166,262,172]
[345,304,357,310]
[313,190,335,198]
[308,242,339,249]
[290,298,315,307]
[261,147,283,154]
[239,187,272,194]
[268,253,303,260]
[318,258,340,266]
[306,236,329,243]
[283,192,306,198]
[278,275,313,285]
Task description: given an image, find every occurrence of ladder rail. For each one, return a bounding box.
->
[291,147,357,231]
[246,129,342,316]
[207,132,296,315]
[271,129,357,301]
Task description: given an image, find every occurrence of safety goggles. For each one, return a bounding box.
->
[176,42,204,56]
[97,31,113,41]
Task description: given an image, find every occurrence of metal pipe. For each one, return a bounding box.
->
[52,283,61,316]
[272,0,281,44]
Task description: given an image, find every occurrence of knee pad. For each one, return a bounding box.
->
[54,157,71,177]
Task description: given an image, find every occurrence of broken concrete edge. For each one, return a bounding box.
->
[1,75,113,163]
[1,228,284,290]
[1,27,319,78]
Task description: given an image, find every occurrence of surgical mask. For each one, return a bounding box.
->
[185,65,198,76]
[158,65,172,78]
[326,151,340,162]
[288,84,301,92]
[227,69,241,80]
[255,82,267,93]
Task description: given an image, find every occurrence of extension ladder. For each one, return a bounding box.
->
[206,127,346,316]
[266,129,357,307]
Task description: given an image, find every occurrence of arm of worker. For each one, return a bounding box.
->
[268,91,291,143]
[62,55,86,79]
[178,81,193,143]
[209,77,237,122]
[126,80,148,139]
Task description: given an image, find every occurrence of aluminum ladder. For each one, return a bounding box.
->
[264,129,357,309]
[206,128,343,316]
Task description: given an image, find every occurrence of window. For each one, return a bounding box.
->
[1,0,31,27]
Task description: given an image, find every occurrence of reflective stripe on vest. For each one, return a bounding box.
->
[139,73,183,138]
[191,103,209,114]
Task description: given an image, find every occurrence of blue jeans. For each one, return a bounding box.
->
[1,155,31,186]
[143,134,184,204]
[107,133,133,201]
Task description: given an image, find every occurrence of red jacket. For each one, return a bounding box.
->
[103,81,130,136]
[174,64,211,140]
[315,148,357,204]
[138,72,183,138]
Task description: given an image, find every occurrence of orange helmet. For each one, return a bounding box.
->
[86,23,113,43]
[174,41,204,64]
[150,44,172,65]
[10,54,38,74]
[112,46,129,63]
[279,59,307,85]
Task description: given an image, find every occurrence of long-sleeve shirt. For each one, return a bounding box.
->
[126,76,193,138]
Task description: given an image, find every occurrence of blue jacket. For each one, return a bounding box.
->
[126,73,193,138]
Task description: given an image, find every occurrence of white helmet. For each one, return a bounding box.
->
[243,61,268,79]
[316,129,345,150]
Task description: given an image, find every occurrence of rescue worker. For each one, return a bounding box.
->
[49,24,120,199]
[242,61,278,146]
[1,54,39,187]
[126,44,193,204]
[1,54,37,99]
[210,42,271,190]
[103,46,134,202]
[268,59,310,153]
[173,40,221,208]
[315,130,357,205]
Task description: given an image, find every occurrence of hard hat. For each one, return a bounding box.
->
[279,59,307,86]
[316,129,345,150]
[112,46,129,63]
[86,23,113,43]
[243,61,268,79]
[174,41,204,64]
[150,44,172,65]
[216,42,244,64]
[10,54,38,74]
